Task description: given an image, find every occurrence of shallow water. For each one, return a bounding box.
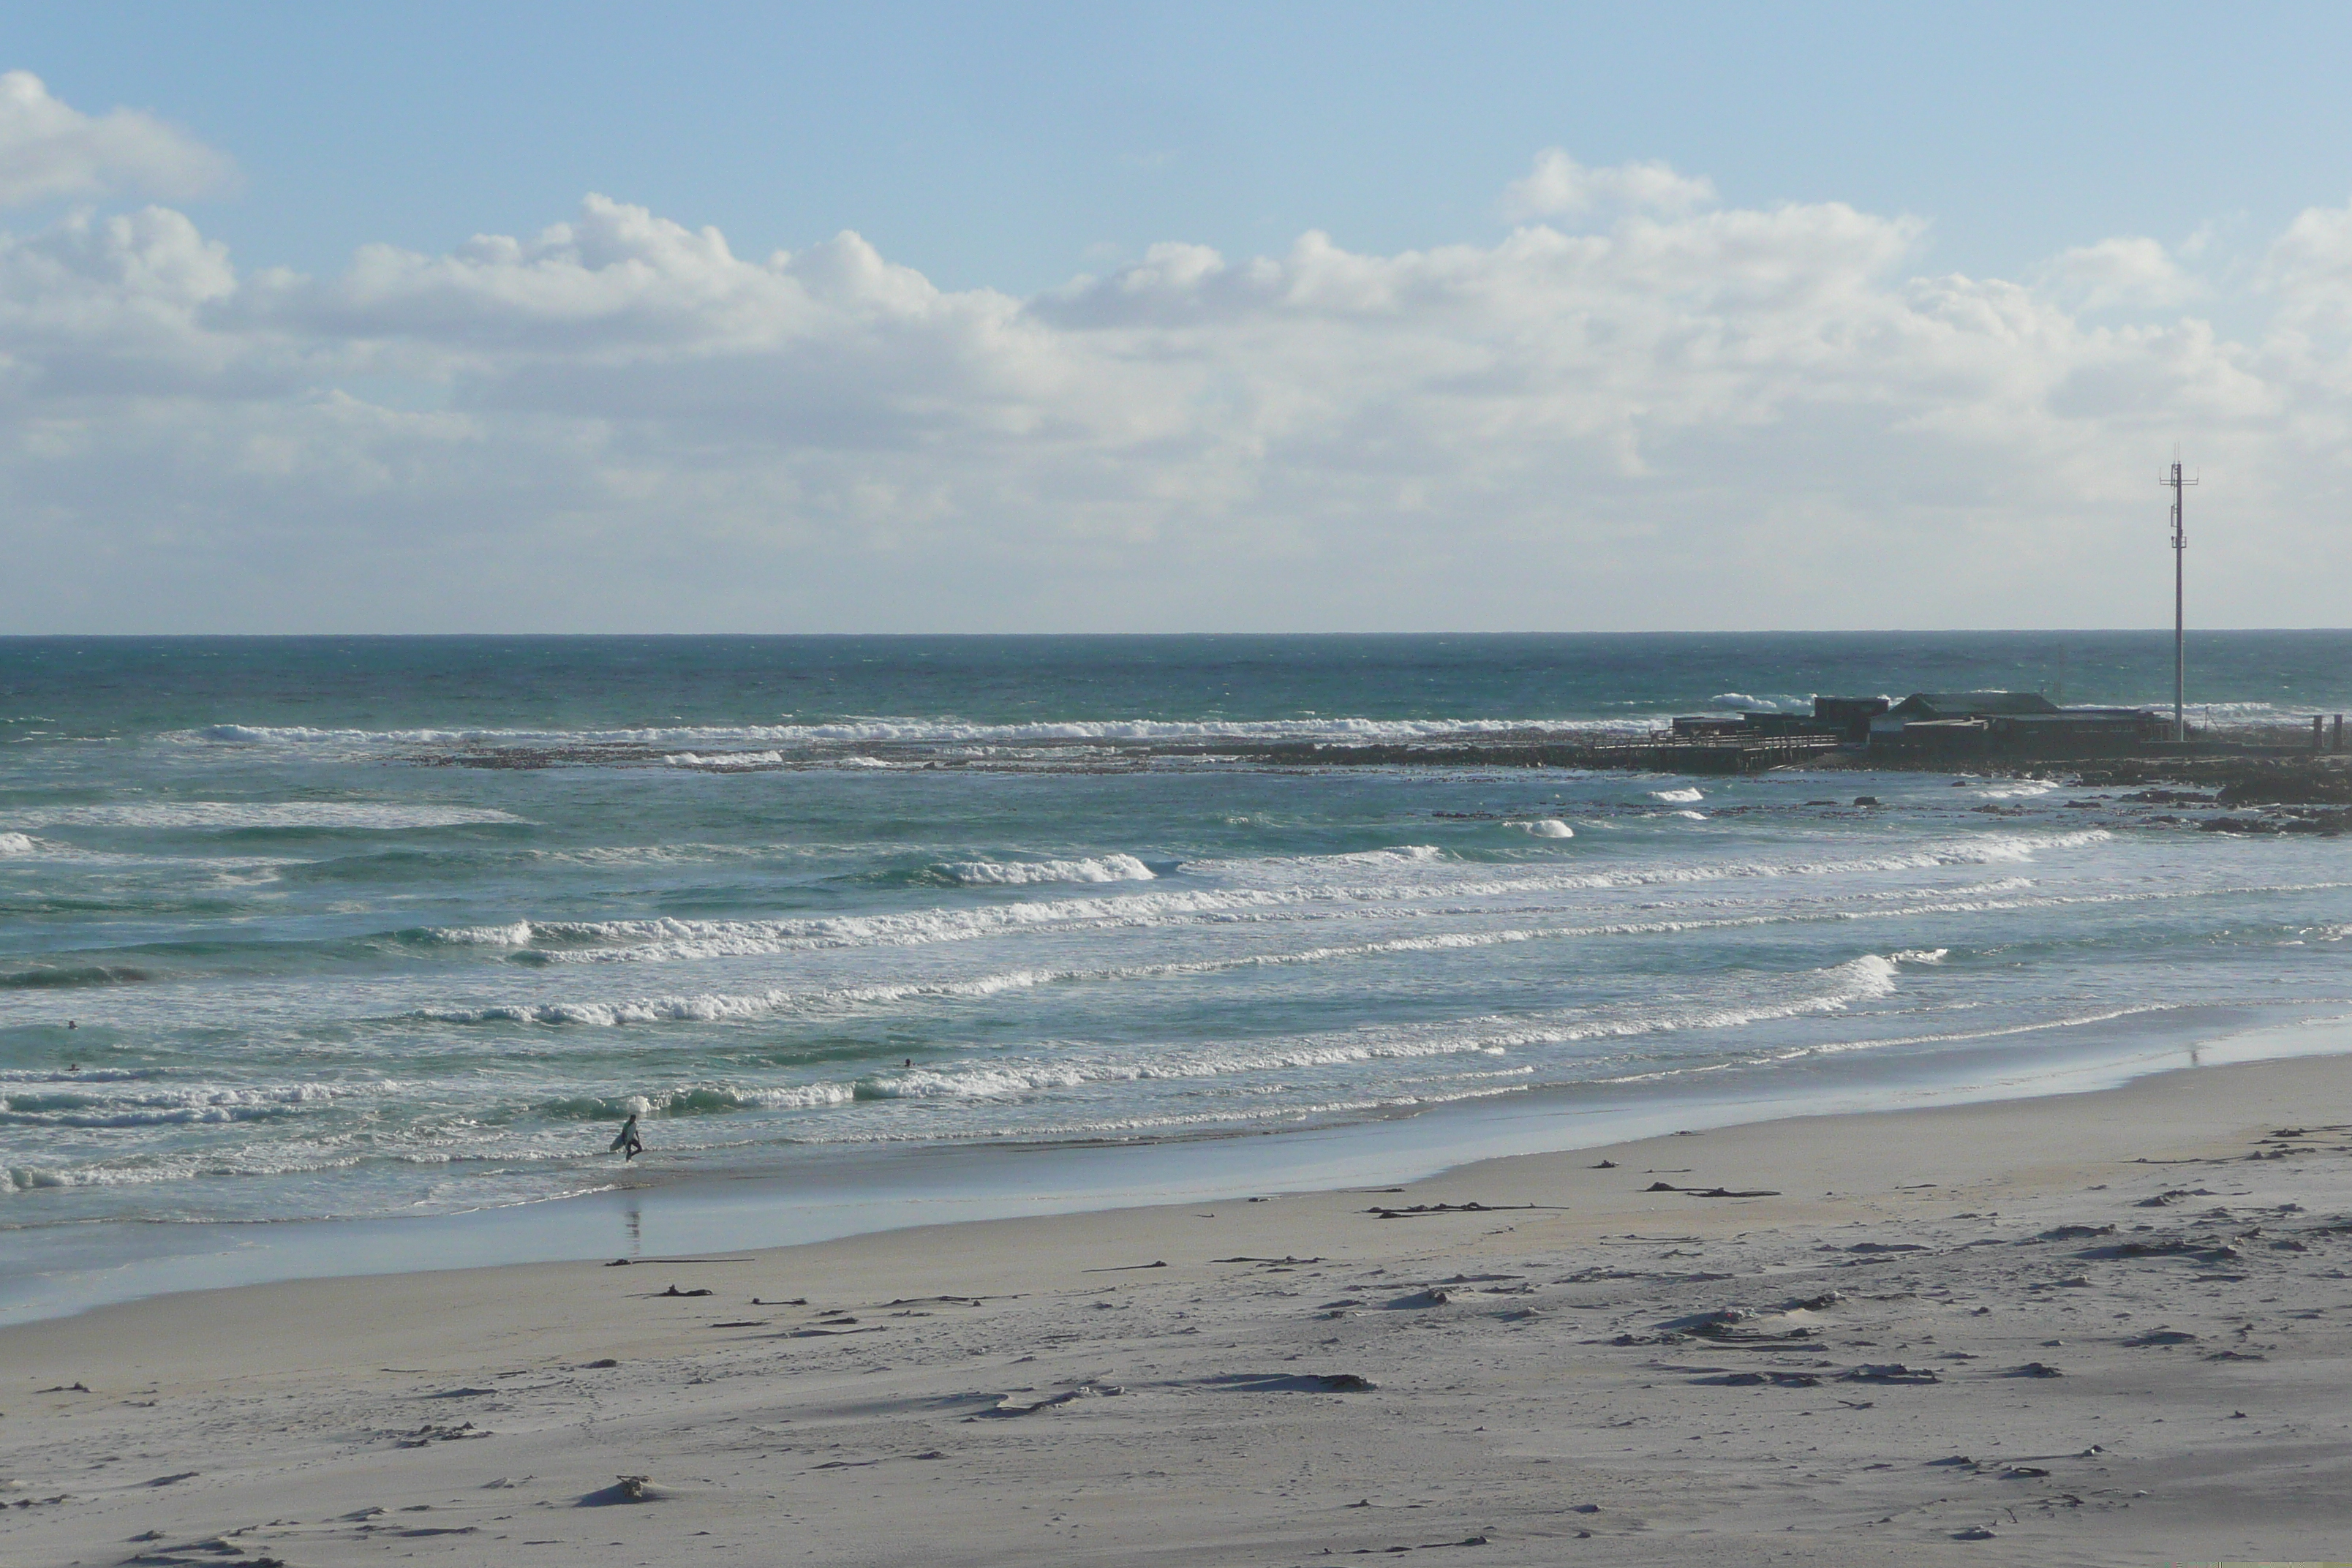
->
[4,633,2349,1254]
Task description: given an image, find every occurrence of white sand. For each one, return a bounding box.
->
[7,1054,2352,1565]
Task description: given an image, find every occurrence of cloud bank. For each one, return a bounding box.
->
[0,72,235,209]
[0,106,2346,630]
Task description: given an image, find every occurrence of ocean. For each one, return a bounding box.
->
[5,632,2351,1311]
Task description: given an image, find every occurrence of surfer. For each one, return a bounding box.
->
[609,1112,644,1161]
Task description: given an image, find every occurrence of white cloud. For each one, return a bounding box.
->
[3,130,2352,630]
[1501,149,1716,220]
[2038,235,2201,311]
[0,71,235,208]
[2259,199,2352,333]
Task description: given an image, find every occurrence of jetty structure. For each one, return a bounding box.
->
[1594,691,2168,772]
[1209,691,2346,777]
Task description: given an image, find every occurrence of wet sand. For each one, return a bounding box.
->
[6,1052,2352,1566]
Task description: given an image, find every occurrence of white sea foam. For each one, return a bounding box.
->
[527,843,781,867]
[935,854,1158,886]
[178,713,1662,755]
[424,967,1066,1026]
[391,875,2299,1061]
[415,921,535,947]
[414,922,1951,1050]
[1520,820,1575,838]
[1709,693,1812,713]
[1159,844,1442,873]
[663,751,788,769]
[4,802,520,830]
[1975,781,2058,800]
[1205,831,2114,901]
[734,1082,859,1110]
[833,951,1918,1102]
[1755,1000,2183,1062]
[0,840,299,873]
[602,1082,861,1116]
[493,892,1294,962]
[1651,787,1705,803]
[0,1067,161,1084]
[2174,701,2300,727]
[416,830,2117,967]
[0,1078,355,1129]
[8,1142,380,1192]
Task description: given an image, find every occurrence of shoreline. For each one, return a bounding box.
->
[9,1001,2350,1330]
[7,1049,2352,1563]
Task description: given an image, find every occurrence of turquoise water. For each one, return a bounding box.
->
[4,633,2350,1245]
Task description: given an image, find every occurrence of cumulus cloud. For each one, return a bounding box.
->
[2258,200,2352,333]
[0,71,235,208]
[2038,235,2201,311]
[2,109,2351,630]
[1501,148,1716,220]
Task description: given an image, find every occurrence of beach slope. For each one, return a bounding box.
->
[7,1054,2352,1566]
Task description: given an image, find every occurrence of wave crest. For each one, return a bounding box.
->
[935,854,1158,886]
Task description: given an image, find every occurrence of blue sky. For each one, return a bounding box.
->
[3,3,2350,630]
[18,2,2345,296]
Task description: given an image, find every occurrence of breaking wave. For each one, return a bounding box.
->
[410,896,2014,1030]
[405,921,535,948]
[1709,693,1814,713]
[0,1079,354,1130]
[934,854,1158,886]
[1,964,153,990]
[181,713,1663,756]
[663,750,788,769]
[389,829,2115,968]
[4,802,521,831]
[14,629,2350,1241]
[844,951,1921,1101]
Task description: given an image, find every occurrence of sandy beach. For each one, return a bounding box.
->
[7,1053,2352,1567]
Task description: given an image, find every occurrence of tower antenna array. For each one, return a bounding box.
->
[2161,455,2198,743]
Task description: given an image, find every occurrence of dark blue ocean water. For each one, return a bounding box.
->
[4,632,2349,1242]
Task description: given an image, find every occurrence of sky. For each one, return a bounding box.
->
[4,1,2351,633]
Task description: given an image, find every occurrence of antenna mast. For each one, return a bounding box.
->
[2161,456,2198,743]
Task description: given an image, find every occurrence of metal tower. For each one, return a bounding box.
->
[2161,457,2197,742]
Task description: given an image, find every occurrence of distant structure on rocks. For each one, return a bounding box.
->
[1866,691,2168,753]
[1676,690,2167,759]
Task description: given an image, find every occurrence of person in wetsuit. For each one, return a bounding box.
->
[610,1112,644,1161]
